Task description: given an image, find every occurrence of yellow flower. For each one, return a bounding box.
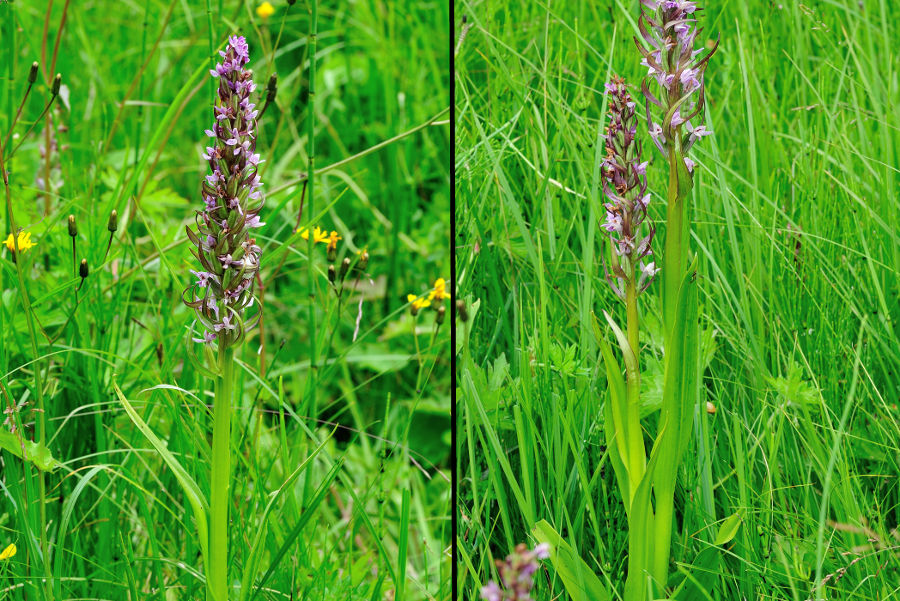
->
[428,277,448,303]
[407,293,431,313]
[4,231,36,253]
[296,226,328,244]
[0,543,15,561]
[256,1,275,18]
[327,231,341,253]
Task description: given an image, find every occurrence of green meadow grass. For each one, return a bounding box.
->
[456,0,899,599]
[0,1,450,600]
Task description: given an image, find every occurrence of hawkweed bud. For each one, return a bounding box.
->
[79,258,89,279]
[456,299,468,322]
[266,73,277,102]
[67,215,77,237]
[29,62,39,84]
[340,257,351,280]
[635,0,717,172]
[436,305,446,326]
[328,264,336,285]
[52,73,62,96]
[600,76,658,299]
[357,249,369,272]
[185,36,266,347]
[326,244,337,263]
[107,210,118,232]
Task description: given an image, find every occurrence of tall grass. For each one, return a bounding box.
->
[0,1,450,600]
[456,0,900,599]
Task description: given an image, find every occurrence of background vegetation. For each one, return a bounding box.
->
[0,1,450,599]
[455,0,900,599]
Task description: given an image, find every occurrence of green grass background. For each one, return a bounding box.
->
[0,1,450,600]
[455,0,899,599]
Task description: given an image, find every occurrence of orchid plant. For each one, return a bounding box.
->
[590,1,735,600]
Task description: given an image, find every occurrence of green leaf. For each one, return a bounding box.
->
[532,520,610,601]
[0,429,60,472]
[714,512,743,546]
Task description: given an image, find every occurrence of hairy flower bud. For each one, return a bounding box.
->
[107,210,118,232]
[184,36,266,347]
[67,215,77,237]
[601,76,658,298]
[635,0,718,172]
[79,258,89,279]
[29,62,39,84]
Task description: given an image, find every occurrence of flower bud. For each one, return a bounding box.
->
[435,305,446,325]
[328,264,336,284]
[456,299,468,322]
[52,73,62,96]
[67,215,77,237]
[29,62,39,84]
[266,73,278,103]
[340,257,351,280]
[326,244,336,263]
[79,258,89,279]
[107,210,118,232]
[357,250,369,272]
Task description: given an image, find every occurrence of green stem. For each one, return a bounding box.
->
[302,0,318,506]
[662,149,684,338]
[624,278,644,503]
[209,344,234,601]
[0,113,54,601]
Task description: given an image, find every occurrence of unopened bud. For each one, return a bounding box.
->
[456,299,468,322]
[52,73,62,96]
[340,257,351,280]
[357,250,369,272]
[79,258,89,279]
[67,215,77,237]
[436,305,446,325]
[29,62,39,84]
[326,245,336,263]
[107,210,118,232]
[328,264,336,284]
[266,73,278,102]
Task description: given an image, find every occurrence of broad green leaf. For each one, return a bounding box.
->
[0,429,60,472]
[714,512,743,546]
[532,520,610,601]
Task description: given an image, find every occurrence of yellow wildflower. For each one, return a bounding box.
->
[4,231,36,253]
[297,226,328,244]
[327,231,341,253]
[407,293,431,315]
[256,1,275,18]
[428,277,448,303]
[0,543,15,561]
